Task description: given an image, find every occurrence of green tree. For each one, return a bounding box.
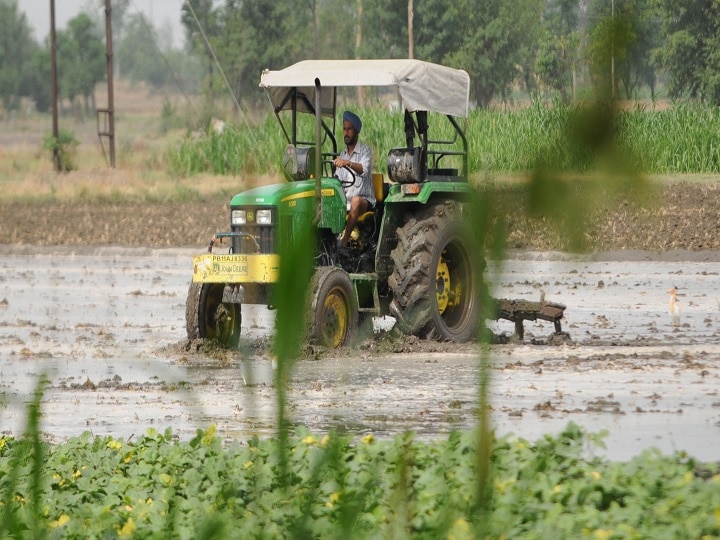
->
[23,47,52,113]
[117,13,170,87]
[182,0,223,100]
[653,0,720,104]
[357,0,408,58]
[535,0,582,102]
[316,0,357,60]
[587,0,658,99]
[413,0,464,63]
[215,0,312,104]
[0,0,39,112]
[56,14,106,113]
[445,0,543,107]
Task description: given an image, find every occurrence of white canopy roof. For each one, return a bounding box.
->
[260,59,470,118]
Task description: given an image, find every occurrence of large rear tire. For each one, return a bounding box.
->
[388,201,483,342]
[307,267,359,348]
[186,282,242,348]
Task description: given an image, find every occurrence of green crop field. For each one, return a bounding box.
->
[1,406,718,539]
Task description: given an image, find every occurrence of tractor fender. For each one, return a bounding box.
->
[384,180,475,205]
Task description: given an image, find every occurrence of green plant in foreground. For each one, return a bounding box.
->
[43,129,80,173]
[1,413,719,539]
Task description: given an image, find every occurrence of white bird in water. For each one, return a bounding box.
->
[668,287,681,326]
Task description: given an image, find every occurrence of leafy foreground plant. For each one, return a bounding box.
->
[0,423,718,539]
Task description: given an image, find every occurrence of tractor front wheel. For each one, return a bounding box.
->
[307,266,359,348]
[186,282,242,348]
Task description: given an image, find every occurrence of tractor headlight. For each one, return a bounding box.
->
[231,210,247,225]
[256,209,273,225]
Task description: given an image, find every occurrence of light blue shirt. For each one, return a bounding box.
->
[337,142,374,206]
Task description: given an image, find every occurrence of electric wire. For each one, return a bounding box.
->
[129,0,200,119]
[182,0,247,123]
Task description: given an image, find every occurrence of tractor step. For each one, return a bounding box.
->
[492,298,567,341]
[349,272,381,316]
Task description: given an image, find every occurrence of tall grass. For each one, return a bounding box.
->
[167,102,720,178]
[616,102,720,173]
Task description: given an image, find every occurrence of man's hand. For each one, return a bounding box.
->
[333,157,352,169]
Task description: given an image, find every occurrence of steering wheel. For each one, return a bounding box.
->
[334,163,356,188]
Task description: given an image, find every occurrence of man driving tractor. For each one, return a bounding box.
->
[333,110,374,247]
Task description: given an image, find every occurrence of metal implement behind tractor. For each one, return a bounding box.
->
[186,59,566,348]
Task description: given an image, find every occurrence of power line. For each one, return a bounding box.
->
[129,0,200,120]
[182,0,247,123]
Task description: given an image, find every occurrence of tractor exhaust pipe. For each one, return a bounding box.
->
[313,78,322,226]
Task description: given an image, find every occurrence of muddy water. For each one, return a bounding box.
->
[1,247,719,461]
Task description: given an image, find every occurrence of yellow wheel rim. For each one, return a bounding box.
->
[436,255,451,314]
[322,287,348,348]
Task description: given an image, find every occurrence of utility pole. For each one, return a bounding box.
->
[104,0,116,167]
[611,0,615,98]
[408,0,414,59]
[97,0,116,167]
[355,0,364,105]
[50,0,60,171]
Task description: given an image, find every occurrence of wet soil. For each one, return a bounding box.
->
[1,179,720,461]
[1,247,719,461]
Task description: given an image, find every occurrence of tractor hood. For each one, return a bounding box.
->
[259,59,470,119]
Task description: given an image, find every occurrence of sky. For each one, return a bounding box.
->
[21,0,185,48]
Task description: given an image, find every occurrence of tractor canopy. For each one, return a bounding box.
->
[259,59,470,119]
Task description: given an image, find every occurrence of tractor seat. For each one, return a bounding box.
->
[358,173,386,223]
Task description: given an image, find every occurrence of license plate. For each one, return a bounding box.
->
[192,253,280,283]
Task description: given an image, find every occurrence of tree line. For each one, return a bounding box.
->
[2,0,720,116]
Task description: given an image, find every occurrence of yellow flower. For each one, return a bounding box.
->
[118,518,136,537]
[361,433,375,444]
[201,424,217,445]
[552,484,563,495]
[49,514,71,528]
[320,434,330,447]
[107,440,122,450]
[494,479,514,494]
[325,492,341,509]
[302,435,318,445]
[72,469,82,479]
[0,438,5,449]
[159,473,173,487]
[593,529,613,540]
[447,517,472,540]
[591,471,601,481]
[244,460,254,469]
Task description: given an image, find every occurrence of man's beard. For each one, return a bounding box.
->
[344,134,357,145]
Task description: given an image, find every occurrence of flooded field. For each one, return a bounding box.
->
[1,246,719,461]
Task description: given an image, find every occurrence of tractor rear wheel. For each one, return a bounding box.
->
[307,266,359,348]
[186,282,242,348]
[388,201,483,342]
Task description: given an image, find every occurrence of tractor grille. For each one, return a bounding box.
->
[230,206,276,254]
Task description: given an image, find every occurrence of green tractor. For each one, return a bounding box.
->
[186,59,488,349]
